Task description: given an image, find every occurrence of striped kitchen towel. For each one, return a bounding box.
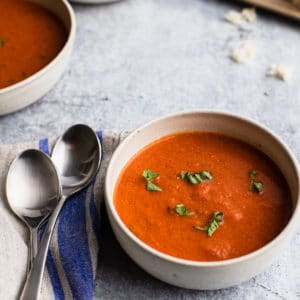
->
[0,131,121,300]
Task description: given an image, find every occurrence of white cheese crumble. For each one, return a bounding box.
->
[231,42,255,64]
[225,10,244,25]
[225,8,256,25]
[267,64,292,81]
[241,8,256,22]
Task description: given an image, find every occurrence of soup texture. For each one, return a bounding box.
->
[114,132,292,262]
[0,0,67,89]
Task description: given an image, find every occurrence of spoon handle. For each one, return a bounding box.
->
[20,196,67,300]
[27,227,39,274]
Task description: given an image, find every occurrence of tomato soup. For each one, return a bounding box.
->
[114,132,292,262]
[0,0,67,89]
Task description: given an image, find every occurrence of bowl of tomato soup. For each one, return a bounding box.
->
[105,111,300,290]
[0,0,75,115]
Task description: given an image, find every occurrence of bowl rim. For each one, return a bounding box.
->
[105,110,300,267]
[0,0,76,94]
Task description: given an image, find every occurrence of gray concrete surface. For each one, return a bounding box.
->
[1,0,299,298]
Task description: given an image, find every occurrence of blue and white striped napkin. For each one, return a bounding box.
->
[0,131,121,300]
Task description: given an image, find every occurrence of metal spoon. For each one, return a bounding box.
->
[21,124,102,300]
[6,149,61,275]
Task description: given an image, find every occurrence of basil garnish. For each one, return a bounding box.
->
[180,171,213,185]
[142,169,162,192]
[194,211,224,237]
[175,204,192,216]
[249,170,263,193]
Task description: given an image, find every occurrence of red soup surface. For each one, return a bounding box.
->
[0,0,67,89]
[114,132,292,262]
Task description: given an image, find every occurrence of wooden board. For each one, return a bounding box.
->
[238,0,300,20]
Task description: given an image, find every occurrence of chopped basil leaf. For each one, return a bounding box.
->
[249,170,263,193]
[249,170,257,179]
[181,171,213,185]
[0,40,4,48]
[175,204,192,216]
[142,169,162,192]
[146,181,162,192]
[143,169,159,181]
[193,225,208,231]
[252,181,263,192]
[199,171,213,180]
[194,211,224,237]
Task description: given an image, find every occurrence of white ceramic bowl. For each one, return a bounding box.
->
[105,111,300,290]
[0,0,75,115]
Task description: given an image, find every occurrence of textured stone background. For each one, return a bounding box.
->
[1,0,299,298]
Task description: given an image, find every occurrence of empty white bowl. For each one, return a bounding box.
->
[0,0,75,115]
[105,111,300,290]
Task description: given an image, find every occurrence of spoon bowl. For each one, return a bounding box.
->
[52,124,102,196]
[6,149,61,271]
